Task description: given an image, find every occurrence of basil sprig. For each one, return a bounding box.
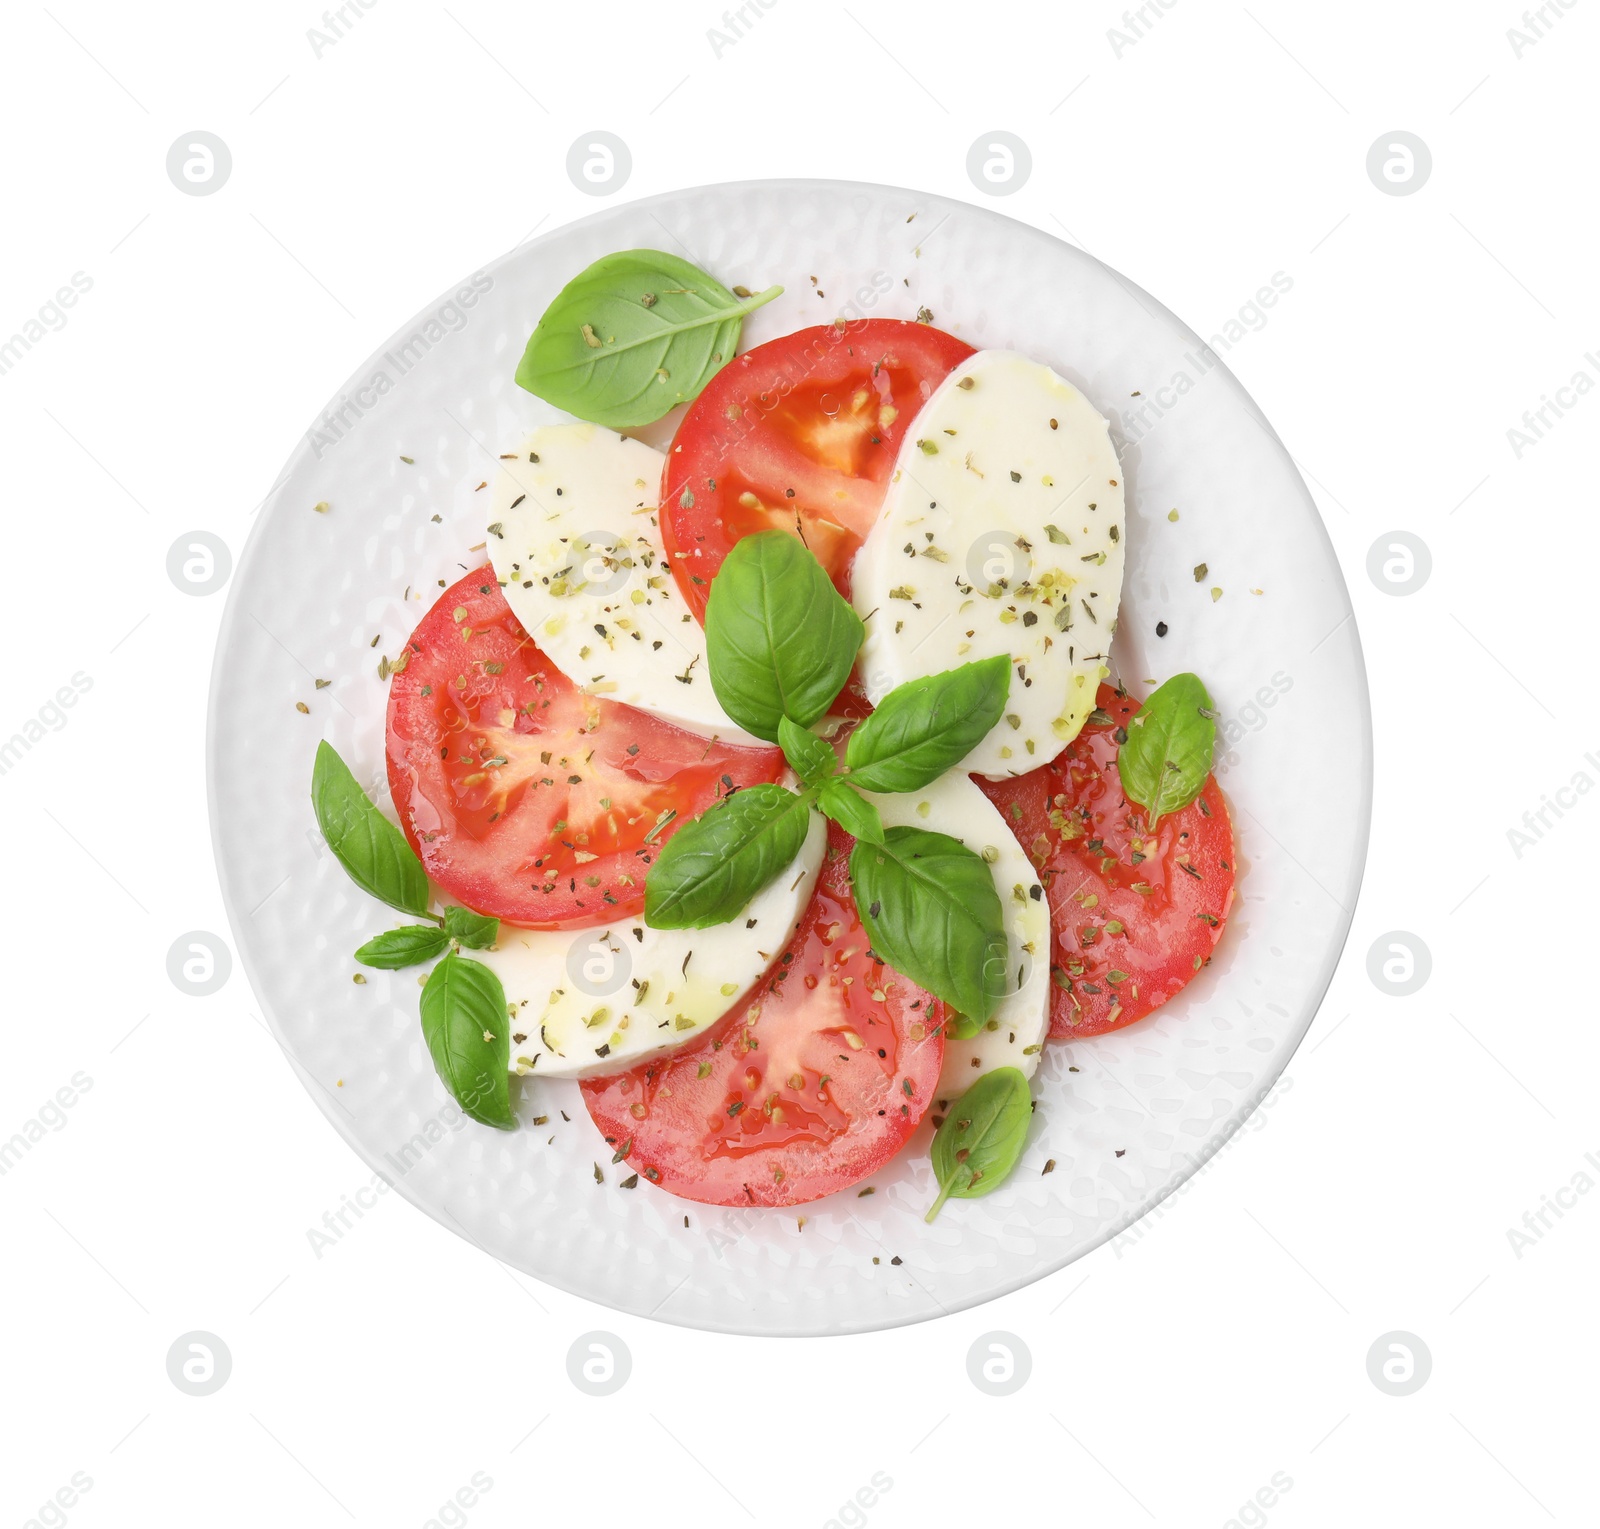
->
[705,531,863,742]
[311,741,429,915]
[1118,673,1217,830]
[312,744,514,1124]
[419,953,516,1129]
[645,783,814,930]
[849,828,1009,1025]
[355,924,451,969]
[925,1067,1033,1221]
[644,534,1019,1027]
[355,906,502,970]
[843,655,1011,792]
[514,250,780,428]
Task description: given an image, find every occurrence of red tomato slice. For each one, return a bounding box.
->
[581,822,945,1207]
[385,567,784,929]
[661,320,975,617]
[977,684,1236,1038]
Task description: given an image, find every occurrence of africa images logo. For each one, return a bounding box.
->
[304,272,494,459]
[0,273,93,378]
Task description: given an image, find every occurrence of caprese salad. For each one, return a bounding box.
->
[310,248,1235,1218]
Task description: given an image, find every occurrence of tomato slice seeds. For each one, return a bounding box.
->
[582,823,946,1206]
[661,319,974,616]
[385,566,784,929]
[977,683,1236,1038]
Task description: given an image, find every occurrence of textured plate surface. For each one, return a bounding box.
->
[208,179,1370,1336]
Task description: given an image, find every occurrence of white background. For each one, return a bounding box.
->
[2,2,1596,1525]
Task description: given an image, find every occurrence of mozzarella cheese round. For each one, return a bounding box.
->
[852,350,1125,779]
[473,808,825,1080]
[864,772,1049,1095]
[487,423,761,745]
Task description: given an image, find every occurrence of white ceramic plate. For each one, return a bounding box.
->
[209,179,1370,1336]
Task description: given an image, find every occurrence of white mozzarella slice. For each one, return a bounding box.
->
[486,423,762,745]
[475,809,826,1080]
[852,350,1125,779]
[864,772,1049,1095]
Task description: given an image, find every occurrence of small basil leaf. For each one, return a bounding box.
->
[1117,673,1216,830]
[312,740,430,916]
[645,783,812,930]
[705,531,863,741]
[355,925,451,970]
[514,249,781,427]
[942,1010,984,1041]
[443,906,500,950]
[844,655,1011,793]
[925,1067,1033,1221]
[818,778,884,846]
[419,953,516,1129]
[849,827,1008,1024]
[778,715,837,787]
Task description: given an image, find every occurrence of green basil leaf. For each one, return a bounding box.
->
[645,783,812,930]
[942,1010,983,1040]
[443,906,500,950]
[844,655,1011,793]
[312,740,430,916]
[705,531,863,741]
[778,715,837,787]
[817,778,884,846]
[1117,673,1216,830]
[925,1067,1033,1220]
[514,250,781,428]
[355,924,451,970]
[419,953,516,1129]
[849,827,1008,1024]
